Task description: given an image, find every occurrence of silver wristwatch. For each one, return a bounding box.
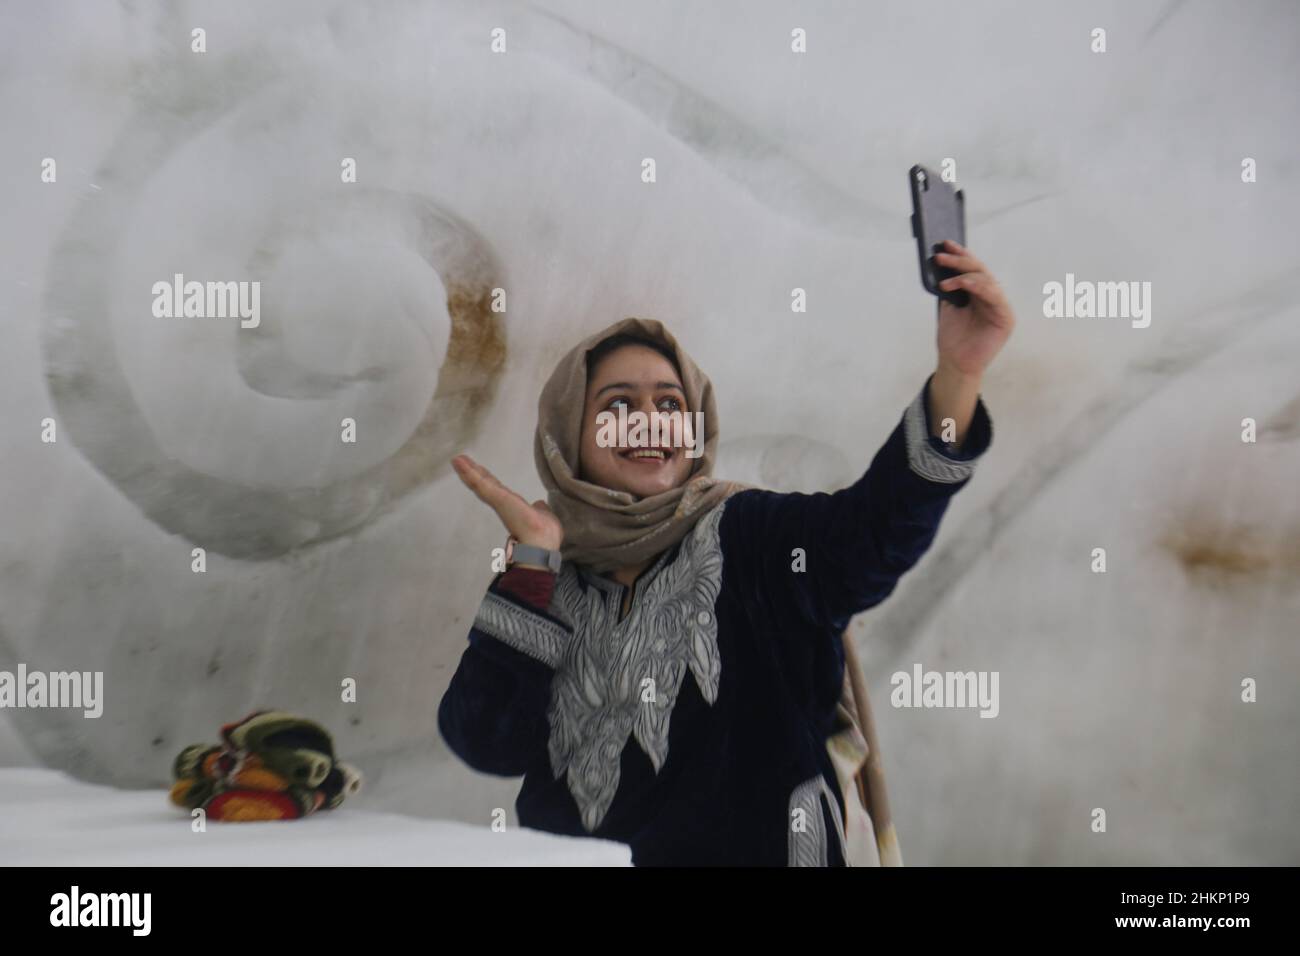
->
[504,536,562,573]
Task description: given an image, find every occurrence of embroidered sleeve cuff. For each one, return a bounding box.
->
[471,577,572,669]
[902,374,994,484]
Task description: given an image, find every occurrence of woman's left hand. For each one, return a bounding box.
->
[933,240,1016,378]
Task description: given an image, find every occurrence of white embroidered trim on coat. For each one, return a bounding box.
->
[902,383,979,484]
[788,773,849,867]
[472,590,571,670]
[546,502,728,833]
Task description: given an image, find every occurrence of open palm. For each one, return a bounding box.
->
[451,454,564,551]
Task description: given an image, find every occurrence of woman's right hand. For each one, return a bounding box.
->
[451,454,564,552]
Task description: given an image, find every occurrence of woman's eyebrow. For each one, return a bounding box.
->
[594,381,685,398]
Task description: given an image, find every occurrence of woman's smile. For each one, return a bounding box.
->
[619,446,675,466]
[579,342,695,497]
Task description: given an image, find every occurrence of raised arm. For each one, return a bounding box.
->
[438,454,568,776]
[721,371,993,634]
[722,239,1014,634]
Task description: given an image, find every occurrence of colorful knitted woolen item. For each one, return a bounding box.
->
[169,711,362,822]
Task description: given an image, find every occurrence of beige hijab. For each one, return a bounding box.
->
[532,316,746,575]
[531,316,901,866]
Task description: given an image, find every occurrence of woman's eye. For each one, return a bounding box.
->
[604,396,680,412]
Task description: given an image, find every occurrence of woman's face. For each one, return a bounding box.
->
[579,344,696,499]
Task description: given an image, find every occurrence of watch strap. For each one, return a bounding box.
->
[508,540,562,573]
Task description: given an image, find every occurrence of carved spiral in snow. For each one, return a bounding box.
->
[40,63,505,560]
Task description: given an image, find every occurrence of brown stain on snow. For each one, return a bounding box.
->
[432,281,507,416]
[1260,393,1300,442]
[1160,517,1300,590]
[384,278,507,493]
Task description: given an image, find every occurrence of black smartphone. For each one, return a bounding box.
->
[909,164,969,307]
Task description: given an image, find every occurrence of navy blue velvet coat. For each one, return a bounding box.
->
[438,373,993,865]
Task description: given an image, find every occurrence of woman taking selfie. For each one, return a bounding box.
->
[438,239,1014,866]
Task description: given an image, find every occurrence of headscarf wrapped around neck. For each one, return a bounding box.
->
[532,317,747,574]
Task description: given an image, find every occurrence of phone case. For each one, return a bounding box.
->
[909,164,969,307]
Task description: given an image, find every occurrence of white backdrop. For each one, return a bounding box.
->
[0,0,1296,865]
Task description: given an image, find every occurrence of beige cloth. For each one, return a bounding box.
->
[834,633,904,866]
[532,317,744,575]
[828,709,880,866]
[532,316,901,866]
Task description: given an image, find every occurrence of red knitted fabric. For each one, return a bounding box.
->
[497,566,556,610]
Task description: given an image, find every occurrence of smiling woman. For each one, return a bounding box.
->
[580,334,699,500]
[441,297,1009,866]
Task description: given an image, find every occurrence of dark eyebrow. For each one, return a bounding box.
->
[594,381,685,399]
